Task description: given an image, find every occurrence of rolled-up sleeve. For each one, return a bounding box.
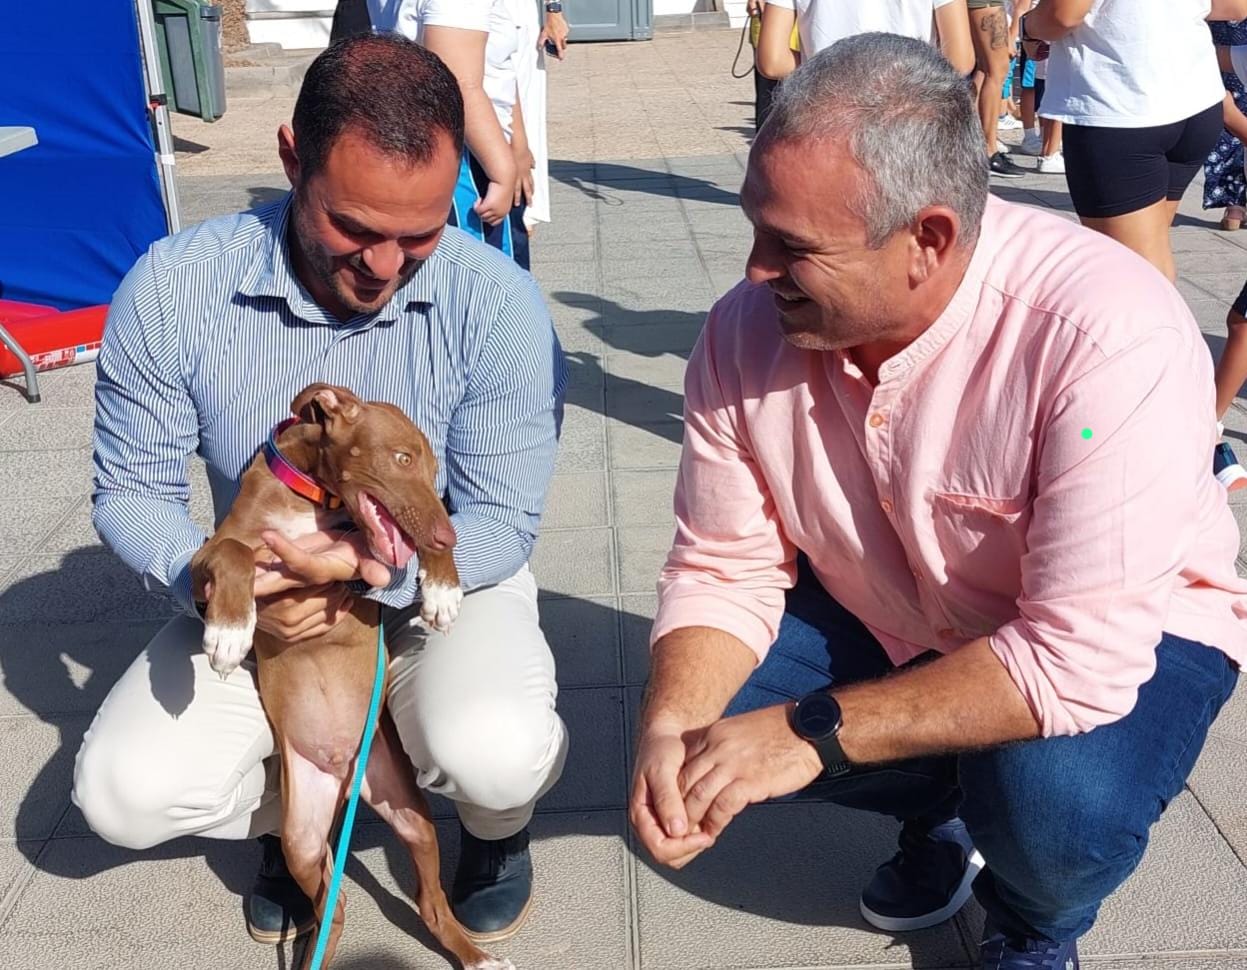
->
[989,326,1210,737]
[650,304,794,660]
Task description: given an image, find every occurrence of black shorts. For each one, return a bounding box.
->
[1062,102,1223,219]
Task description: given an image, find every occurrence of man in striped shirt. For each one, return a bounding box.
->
[72,35,568,947]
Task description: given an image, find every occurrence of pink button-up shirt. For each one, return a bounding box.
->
[653,197,1247,737]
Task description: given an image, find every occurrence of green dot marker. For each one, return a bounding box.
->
[1081,428,1093,440]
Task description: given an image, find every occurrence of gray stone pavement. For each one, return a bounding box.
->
[3,29,1247,970]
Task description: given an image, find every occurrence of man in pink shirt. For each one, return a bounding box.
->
[629,33,1245,970]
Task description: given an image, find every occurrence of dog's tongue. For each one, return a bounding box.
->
[358,492,417,570]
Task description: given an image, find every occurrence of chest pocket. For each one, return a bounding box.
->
[929,491,1030,606]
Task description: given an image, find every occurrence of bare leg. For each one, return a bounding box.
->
[280,742,348,970]
[1216,307,1247,418]
[362,715,514,970]
[971,6,1011,155]
[1021,87,1037,132]
[1080,198,1177,282]
[1041,118,1063,157]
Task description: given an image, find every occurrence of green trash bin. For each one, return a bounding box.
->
[151,0,227,122]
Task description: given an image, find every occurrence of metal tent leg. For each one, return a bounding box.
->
[0,323,40,402]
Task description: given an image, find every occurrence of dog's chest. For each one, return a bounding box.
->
[264,504,349,540]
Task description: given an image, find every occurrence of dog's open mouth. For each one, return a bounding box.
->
[357,491,417,570]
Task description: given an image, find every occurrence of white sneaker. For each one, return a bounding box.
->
[1037,151,1065,174]
[1019,130,1043,156]
[998,114,1023,131]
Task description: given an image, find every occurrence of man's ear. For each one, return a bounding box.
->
[909,205,961,283]
[278,124,301,188]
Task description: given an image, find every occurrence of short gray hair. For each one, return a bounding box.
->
[760,32,988,248]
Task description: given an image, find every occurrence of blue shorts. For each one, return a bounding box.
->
[1021,57,1037,89]
[1002,56,1018,98]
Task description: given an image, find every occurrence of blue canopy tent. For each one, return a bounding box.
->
[0,0,176,398]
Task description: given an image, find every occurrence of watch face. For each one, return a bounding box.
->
[795,693,841,740]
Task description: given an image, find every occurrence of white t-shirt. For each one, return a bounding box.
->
[1039,0,1223,127]
[765,0,958,58]
[366,0,492,42]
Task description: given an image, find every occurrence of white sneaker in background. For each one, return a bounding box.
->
[1019,130,1043,155]
[1037,151,1065,174]
[998,114,1023,131]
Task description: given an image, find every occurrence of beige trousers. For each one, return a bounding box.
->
[72,566,568,848]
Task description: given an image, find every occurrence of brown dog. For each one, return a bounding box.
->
[191,383,512,970]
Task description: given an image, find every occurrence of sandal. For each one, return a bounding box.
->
[1222,205,1245,231]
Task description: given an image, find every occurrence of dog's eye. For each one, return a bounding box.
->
[394,452,412,466]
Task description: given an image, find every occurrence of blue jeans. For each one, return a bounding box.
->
[725,558,1239,941]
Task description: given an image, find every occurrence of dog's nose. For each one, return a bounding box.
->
[429,520,457,552]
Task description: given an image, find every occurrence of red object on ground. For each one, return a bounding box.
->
[0,300,108,378]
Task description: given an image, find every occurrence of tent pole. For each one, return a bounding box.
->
[133,0,182,234]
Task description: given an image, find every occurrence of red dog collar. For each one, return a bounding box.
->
[263,417,343,510]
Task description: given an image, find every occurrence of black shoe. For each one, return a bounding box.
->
[990,152,1027,178]
[860,816,984,931]
[451,824,534,943]
[243,834,317,945]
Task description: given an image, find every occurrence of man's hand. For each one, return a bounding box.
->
[745,0,764,15]
[254,529,392,597]
[630,723,716,868]
[255,582,354,642]
[514,145,536,208]
[677,704,823,840]
[537,10,571,59]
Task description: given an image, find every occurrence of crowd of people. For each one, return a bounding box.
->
[66,3,1247,970]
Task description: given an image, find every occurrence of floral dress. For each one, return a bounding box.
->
[1204,20,1247,211]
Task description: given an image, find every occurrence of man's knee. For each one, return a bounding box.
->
[960,743,1150,909]
[73,732,224,851]
[419,698,568,812]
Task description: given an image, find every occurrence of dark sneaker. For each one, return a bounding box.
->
[980,920,1080,969]
[990,152,1027,179]
[860,816,984,932]
[243,834,316,945]
[452,825,534,943]
[1214,441,1247,491]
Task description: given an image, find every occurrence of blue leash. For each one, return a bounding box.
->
[306,621,387,970]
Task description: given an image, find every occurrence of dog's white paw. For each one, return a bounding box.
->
[465,957,515,970]
[418,576,462,633]
[203,605,255,678]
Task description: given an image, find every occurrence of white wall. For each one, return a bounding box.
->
[245,0,332,49]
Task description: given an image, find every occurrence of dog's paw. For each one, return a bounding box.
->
[465,956,515,970]
[203,604,255,679]
[418,573,462,633]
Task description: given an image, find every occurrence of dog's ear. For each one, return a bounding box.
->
[289,383,363,425]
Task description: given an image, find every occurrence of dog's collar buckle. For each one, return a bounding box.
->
[263,417,343,510]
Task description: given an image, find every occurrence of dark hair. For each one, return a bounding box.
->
[292,32,465,177]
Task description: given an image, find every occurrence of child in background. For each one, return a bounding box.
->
[1015,0,1063,171]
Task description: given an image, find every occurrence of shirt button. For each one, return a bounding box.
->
[938,628,955,638]
[869,413,885,428]
[880,498,893,513]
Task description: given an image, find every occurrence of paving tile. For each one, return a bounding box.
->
[0,496,76,560]
[621,593,659,685]
[0,841,36,906]
[0,407,94,452]
[600,279,715,315]
[0,448,94,499]
[0,364,97,414]
[532,528,615,598]
[0,551,176,625]
[634,801,971,969]
[1188,735,1247,865]
[616,525,674,595]
[609,419,685,471]
[960,792,1247,960]
[611,469,678,528]
[1209,680,1247,744]
[606,381,686,425]
[607,350,690,387]
[1185,273,1247,303]
[540,596,621,687]
[543,471,610,530]
[601,320,706,358]
[0,715,86,841]
[545,687,628,812]
[0,620,165,718]
[555,403,606,473]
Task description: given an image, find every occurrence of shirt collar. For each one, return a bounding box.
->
[238,191,440,325]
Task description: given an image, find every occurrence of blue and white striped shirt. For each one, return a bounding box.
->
[92,194,566,615]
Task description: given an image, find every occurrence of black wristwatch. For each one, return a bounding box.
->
[790,691,852,777]
[545,1,563,12]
